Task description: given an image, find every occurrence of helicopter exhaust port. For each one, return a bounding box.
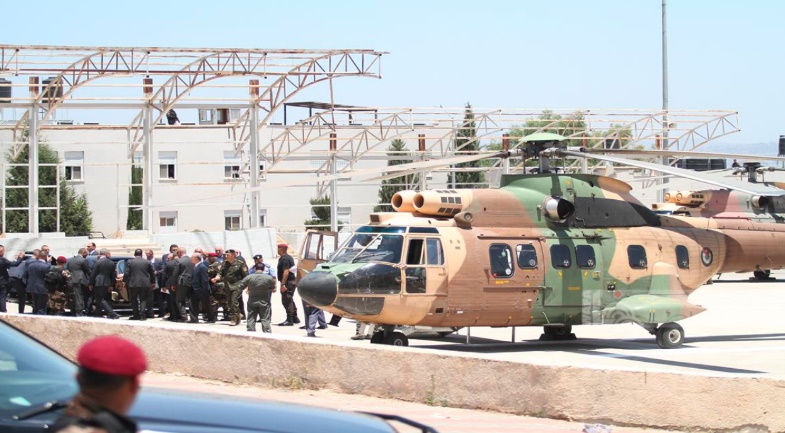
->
[541,196,575,222]
[751,195,769,209]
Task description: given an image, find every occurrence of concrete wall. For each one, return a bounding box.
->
[152,227,278,259]
[4,314,784,433]
[1,234,88,257]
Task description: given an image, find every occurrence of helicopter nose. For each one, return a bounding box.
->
[298,271,338,307]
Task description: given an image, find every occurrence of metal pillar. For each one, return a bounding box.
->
[329,153,338,232]
[502,133,510,175]
[418,134,427,191]
[28,106,39,234]
[249,105,260,228]
[249,80,261,229]
[142,105,154,232]
[660,0,670,201]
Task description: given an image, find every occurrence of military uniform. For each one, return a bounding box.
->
[46,265,72,315]
[240,273,276,332]
[220,258,248,325]
[50,395,137,433]
[208,259,227,319]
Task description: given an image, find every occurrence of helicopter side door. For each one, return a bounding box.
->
[297,230,338,283]
[482,240,544,326]
[402,236,447,295]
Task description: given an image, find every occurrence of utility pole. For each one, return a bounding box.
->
[660,0,669,202]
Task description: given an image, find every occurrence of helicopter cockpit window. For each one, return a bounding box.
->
[331,232,404,264]
[576,245,596,269]
[550,244,572,268]
[489,244,514,278]
[406,239,425,265]
[426,239,444,265]
[675,245,689,269]
[516,244,537,269]
[627,245,647,269]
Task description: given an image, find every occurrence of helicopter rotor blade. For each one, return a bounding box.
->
[584,148,785,163]
[557,149,785,196]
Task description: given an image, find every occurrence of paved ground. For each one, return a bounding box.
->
[142,372,685,433]
[7,270,784,432]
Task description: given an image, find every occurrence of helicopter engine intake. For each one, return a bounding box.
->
[411,190,472,217]
[751,195,769,209]
[542,196,575,222]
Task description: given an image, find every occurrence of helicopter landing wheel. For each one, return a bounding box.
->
[383,331,409,346]
[655,322,684,349]
[370,331,385,344]
[753,270,771,280]
[540,325,576,341]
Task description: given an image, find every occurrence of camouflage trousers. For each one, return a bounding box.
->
[47,290,70,315]
[209,284,228,318]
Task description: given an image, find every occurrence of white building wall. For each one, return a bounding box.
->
[0,124,447,236]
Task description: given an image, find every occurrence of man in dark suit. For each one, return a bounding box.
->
[189,254,213,323]
[86,242,98,256]
[123,249,155,321]
[0,245,25,313]
[66,248,91,317]
[172,247,194,322]
[145,249,166,318]
[22,250,50,315]
[88,249,119,319]
[164,252,180,321]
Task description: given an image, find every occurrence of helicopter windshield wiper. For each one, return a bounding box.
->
[12,399,70,420]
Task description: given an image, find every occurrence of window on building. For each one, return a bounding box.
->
[576,245,596,268]
[628,245,648,269]
[516,244,538,269]
[489,244,514,278]
[676,245,689,269]
[224,210,242,231]
[259,210,267,227]
[64,151,84,181]
[224,151,241,180]
[159,211,177,233]
[158,151,176,180]
[550,244,572,268]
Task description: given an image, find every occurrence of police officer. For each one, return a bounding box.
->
[51,336,146,433]
[276,243,300,326]
[250,254,276,279]
[212,249,247,326]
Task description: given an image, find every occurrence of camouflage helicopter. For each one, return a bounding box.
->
[297,134,785,349]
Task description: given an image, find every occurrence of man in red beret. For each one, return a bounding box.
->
[51,336,147,433]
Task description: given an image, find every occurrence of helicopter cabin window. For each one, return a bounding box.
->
[406,239,425,265]
[627,245,648,269]
[576,245,596,269]
[675,245,689,269]
[550,244,572,268]
[489,244,514,278]
[516,244,538,269]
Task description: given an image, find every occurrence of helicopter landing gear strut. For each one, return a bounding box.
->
[539,325,576,341]
[370,325,409,346]
[643,322,685,349]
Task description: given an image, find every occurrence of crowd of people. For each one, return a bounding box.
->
[0,241,333,338]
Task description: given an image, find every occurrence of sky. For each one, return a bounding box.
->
[3,0,784,147]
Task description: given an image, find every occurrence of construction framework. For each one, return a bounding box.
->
[0,45,744,235]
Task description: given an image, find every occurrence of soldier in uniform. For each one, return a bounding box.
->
[46,256,72,315]
[211,249,247,326]
[239,270,276,332]
[206,253,228,320]
[51,335,146,433]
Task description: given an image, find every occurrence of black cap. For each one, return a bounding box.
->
[253,254,263,260]
[225,249,237,254]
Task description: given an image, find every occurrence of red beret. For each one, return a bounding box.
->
[207,252,219,257]
[277,243,288,248]
[77,336,147,377]
[57,256,67,264]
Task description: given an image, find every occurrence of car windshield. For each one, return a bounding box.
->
[0,321,78,416]
[331,233,404,264]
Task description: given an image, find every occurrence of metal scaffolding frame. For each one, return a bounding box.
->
[0,44,385,234]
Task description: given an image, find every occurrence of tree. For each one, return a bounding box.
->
[3,132,93,235]
[303,196,342,231]
[374,139,419,212]
[126,164,143,230]
[448,103,486,188]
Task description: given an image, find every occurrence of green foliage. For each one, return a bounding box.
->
[3,132,93,235]
[447,103,486,189]
[303,196,342,231]
[374,139,419,212]
[126,165,143,230]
